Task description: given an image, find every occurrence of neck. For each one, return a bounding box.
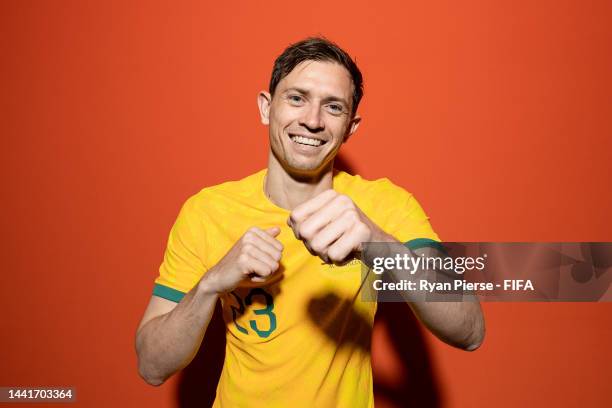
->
[264,150,334,210]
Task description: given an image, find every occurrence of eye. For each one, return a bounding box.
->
[326,103,345,115]
[287,94,304,105]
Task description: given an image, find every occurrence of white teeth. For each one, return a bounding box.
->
[291,135,323,146]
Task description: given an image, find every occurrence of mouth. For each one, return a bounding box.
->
[289,133,327,147]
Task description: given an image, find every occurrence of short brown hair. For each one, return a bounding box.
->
[269,37,363,116]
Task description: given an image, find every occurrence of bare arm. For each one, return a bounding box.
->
[408,299,484,350]
[135,226,283,386]
[368,237,485,351]
[135,281,219,386]
[287,190,485,351]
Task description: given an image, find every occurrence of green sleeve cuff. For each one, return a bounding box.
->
[405,238,445,252]
[153,283,186,303]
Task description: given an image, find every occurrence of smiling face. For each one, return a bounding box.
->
[258,60,361,179]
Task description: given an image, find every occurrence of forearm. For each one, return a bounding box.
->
[408,299,485,350]
[391,265,486,350]
[136,280,219,385]
[368,231,485,350]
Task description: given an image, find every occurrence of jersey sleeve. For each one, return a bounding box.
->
[377,178,441,247]
[153,196,208,303]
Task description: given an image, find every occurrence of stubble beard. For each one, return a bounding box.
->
[270,136,337,182]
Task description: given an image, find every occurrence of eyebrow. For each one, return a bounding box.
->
[284,87,350,108]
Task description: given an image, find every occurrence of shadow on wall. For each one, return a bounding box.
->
[338,153,442,406]
[174,154,441,407]
[373,302,442,408]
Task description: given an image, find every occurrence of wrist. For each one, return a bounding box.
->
[370,227,397,243]
[197,273,222,297]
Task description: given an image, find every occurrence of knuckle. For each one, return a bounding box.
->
[344,209,359,222]
[337,194,352,206]
[356,223,370,237]
[237,253,250,265]
[310,239,324,253]
[328,247,344,262]
[328,251,340,263]
[289,213,301,225]
[299,226,313,240]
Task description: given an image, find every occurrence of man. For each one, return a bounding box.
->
[135,37,484,407]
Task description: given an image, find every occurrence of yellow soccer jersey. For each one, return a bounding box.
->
[153,169,439,408]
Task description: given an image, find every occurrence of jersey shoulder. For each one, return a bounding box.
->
[182,169,267,211]
[334,170,413,202]
[334,171,440,243]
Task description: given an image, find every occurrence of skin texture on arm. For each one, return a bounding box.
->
[257,50,483,348]
[375,243,486,351]
[137,51,482,389]
[135,227,283,386]
[408,296,485,351]
[135,282,219,386]
[287,189,485,351]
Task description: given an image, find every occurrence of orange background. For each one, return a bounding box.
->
[1,1,611,407]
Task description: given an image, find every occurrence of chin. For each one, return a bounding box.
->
[283,159,333,180]
[270,143,335,179]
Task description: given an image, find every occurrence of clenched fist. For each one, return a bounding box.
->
[200,226,283,294]
[287,190,391,264]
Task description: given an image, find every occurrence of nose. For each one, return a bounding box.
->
[299,103,325,132]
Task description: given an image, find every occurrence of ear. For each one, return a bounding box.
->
[343,115,361,143]
[257,91,272,125]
